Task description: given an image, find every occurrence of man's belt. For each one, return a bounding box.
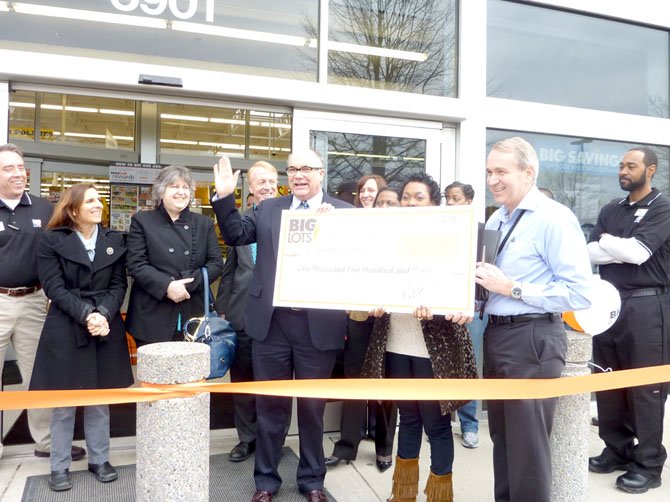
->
[619,287,668,300]
[276,307,305,313]
[488,313,559,325]
[0,285,42,297]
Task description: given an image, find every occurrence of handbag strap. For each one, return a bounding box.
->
[201,267,210,314]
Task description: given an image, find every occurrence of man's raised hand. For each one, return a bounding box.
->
[213,155,240,198]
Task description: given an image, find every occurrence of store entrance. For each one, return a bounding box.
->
[289,110,455,434]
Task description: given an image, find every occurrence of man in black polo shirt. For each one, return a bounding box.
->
[0,143,85,462]
[587,146,669,494]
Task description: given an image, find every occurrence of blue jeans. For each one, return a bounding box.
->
[386,352,454,475]
[457,315,486,433]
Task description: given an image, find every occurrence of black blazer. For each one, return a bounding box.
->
[213,192,351,350]
[215,208,255,331]
[125,205,223,343]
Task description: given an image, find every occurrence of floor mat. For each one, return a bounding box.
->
[21,447,337,502]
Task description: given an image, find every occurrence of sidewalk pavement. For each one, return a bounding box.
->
[0,402,668,501]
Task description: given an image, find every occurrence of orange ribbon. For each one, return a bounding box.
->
[1,365,668,411]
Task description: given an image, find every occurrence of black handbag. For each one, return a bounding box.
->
[183,267,237,379]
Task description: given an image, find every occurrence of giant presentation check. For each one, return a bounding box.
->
[273,206,478,315]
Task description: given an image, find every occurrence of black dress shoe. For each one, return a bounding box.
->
[229,441,255,462]
[305,490,328,502]
[49,469,72,491]
[251,490,273,502]
[616,471,662,494]
[324,455,350,467]
[35,445,87,462]
[376,457,393,473]
[588,453,627,473]
[88,461,118,483]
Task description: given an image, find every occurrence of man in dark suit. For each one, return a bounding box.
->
[212,150,350,502]
[215,161,278,463]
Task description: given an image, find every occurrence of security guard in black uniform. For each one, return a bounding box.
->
[587,146,669,494]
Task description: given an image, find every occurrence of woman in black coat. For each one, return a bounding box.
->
[125,165,223,345]
[30,183,133,492]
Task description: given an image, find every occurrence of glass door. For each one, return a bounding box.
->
[292,110,452,197]
[289,110,454,434]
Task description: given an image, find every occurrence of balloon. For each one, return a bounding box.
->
[562,276,620,335]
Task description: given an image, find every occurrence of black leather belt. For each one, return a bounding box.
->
[489,313,559,325]
[619,287,668,300]
[0,285,42,297]
[276,307,305,313]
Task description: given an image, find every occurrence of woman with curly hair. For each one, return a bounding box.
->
[362,172,478,502]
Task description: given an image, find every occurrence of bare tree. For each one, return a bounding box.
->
[302,1,457,191]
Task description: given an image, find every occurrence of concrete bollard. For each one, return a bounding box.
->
[550,331,593,502]
[136,342,211,502]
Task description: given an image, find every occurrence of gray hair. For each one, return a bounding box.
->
[287,149,324,169]
[152,165,195,206]
[491,136,540,181]
[0,143,24,158]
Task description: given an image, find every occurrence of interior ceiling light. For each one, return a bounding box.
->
[160,113,208,122]
[159,139,199,145]
[171,20,315,48]
[197,142,244,150]
[328,41,428,62]
[53,131,133,141]
[8,2,166,29]
[9,101,135,116]
[209,117,247,126]
[8,101,35,108]
[100,109,135,116]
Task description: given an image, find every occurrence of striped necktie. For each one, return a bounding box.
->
[297,200,310,210]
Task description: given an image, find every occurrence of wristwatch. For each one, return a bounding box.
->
[510,281,522,300]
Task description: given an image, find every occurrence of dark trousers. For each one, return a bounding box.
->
[385,352,453,475]
[332,318,397,460]
[593,294,669,477]
[252,309,337,494]
[484,316,566,502]
[231,329,257,443]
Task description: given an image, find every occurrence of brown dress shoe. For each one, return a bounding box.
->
[305,489,328,502]
[251,490,273,502]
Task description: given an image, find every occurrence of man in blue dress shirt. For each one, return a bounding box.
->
[475,136,592,502]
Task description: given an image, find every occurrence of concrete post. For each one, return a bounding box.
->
[136,342,211,502]
[550,331,593,502]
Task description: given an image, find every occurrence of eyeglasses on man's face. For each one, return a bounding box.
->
[286,166,321,175]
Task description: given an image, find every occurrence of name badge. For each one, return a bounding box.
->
[32,219,42,228]
[0,222,4,231]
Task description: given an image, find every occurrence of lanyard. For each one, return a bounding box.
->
[497,209,526,255]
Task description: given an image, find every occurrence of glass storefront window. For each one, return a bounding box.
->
[485,130,670,231]
[487,0,670,117]
[159,103,291,160]
[0,1,318,82]
[312,131,427,197]
[9,90,136,150]
[326,0,458,96]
